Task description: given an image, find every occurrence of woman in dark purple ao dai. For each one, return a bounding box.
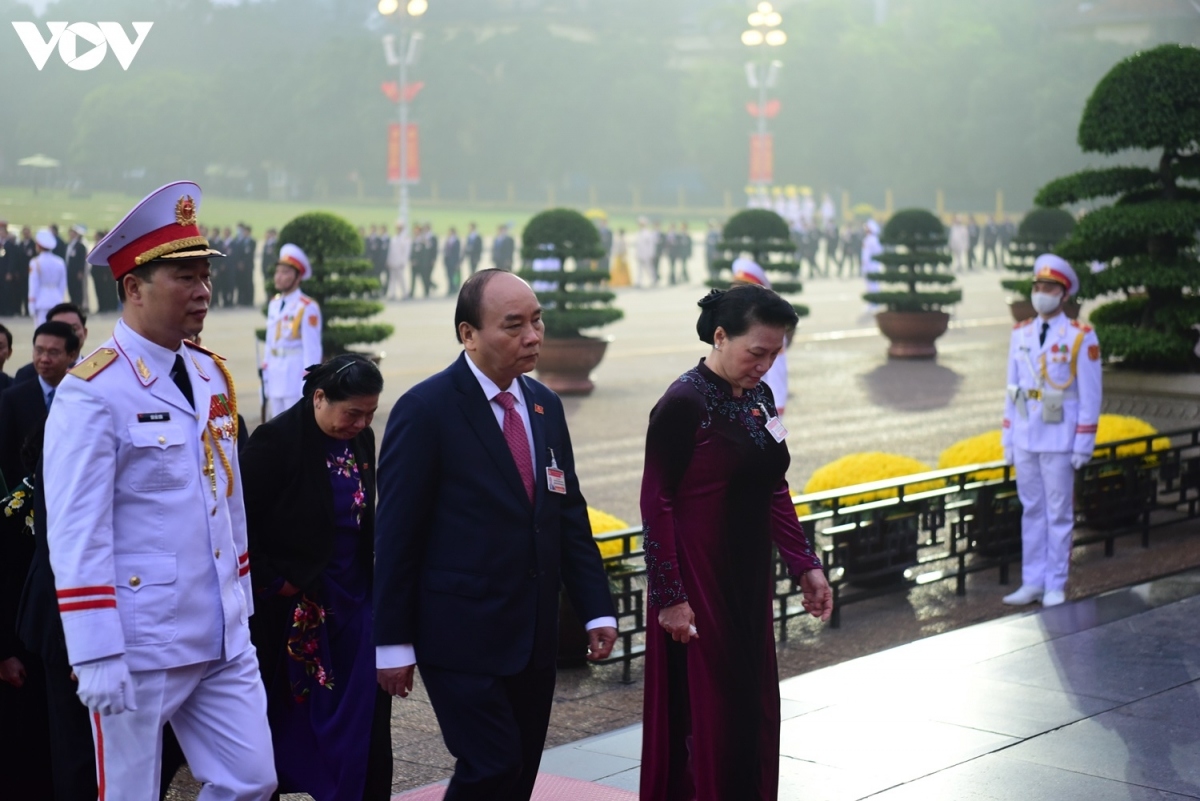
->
[639,286,833,801]
[241,355,392,801]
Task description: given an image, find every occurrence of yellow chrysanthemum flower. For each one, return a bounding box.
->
[1094,414,1170,459]
[938,430,1006,481]
[587,507,637,560]
[802,453,944,508]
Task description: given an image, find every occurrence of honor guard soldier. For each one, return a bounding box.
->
[1001,254,1102,608]
[262,243,322,420]
[43,181,277,800]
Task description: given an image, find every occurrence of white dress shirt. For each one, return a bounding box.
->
[376,354,616,670]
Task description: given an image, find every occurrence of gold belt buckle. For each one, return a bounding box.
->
[1027,389,1041,401]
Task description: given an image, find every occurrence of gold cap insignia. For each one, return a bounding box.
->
[175,195,197,227]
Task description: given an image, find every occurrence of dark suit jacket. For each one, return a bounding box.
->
[374,353,614,676]
[0,372,11,397]
[12,363,35,385]
[465,232,483,262]
[492,235,514,269]
[240,398,376,594]
[443,236,461,269]
[0,379,48,491]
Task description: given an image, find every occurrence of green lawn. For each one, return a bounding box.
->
[0,186,533,239]
[0,185,718,241]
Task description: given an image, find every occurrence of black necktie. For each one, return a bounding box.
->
[1039,322,1050,347]
[171,354,195,410]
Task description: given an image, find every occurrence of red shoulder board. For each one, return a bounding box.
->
[1070,320,1093,333]
[184,340,225,361]
[298,296,312,307]
[1014,318,1034,329]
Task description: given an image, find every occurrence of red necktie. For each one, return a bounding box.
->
[493,391,534,503]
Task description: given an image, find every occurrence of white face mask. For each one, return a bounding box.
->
[1031,291,1063,315]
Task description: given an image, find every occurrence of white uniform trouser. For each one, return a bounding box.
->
[636,257,655,287]
[265,392,302,421]
[264,349,303,421]
[388,263,409,299]
[91,648,276,801]
[31,306,53,325]
[1014,448,1076,593]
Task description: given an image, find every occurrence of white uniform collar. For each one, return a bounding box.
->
[114,319,186,385]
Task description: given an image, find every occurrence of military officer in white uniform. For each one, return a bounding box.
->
[1001,254,1102,608]
[28,228,68,324]
[43,181,276,801]
[262,243,322,420]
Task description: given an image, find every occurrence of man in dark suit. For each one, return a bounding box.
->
[13,227,36,317]
[464,222,483,276]
[12,303,88,386]
[443,226,463,293]
[49,224,66,261]
[1,321,78,798]
[63,226,89,309]
[0,324,12,396]
[90,228,120,313]
[596,219,613,274]
[0,321,79,489]
[260,227,280,285]
[236,223,257,307]
[492,224,514,272]
[0,221,16,317]
[374,270,617,801]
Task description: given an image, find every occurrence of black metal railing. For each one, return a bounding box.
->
[592,424,1200,681]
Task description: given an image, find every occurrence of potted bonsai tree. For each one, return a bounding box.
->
[863,208,961,358]
[709,208,809,318]
[515,208,623,395]
[1002,207,1078,322]
[266,212,393,358]
[1035,43,1200,371]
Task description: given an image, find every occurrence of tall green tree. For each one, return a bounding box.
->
[1037,44,1200,371]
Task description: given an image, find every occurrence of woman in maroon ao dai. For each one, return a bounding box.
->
[639,286,833,801]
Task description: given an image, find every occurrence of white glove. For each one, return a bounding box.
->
[1003,448,1013,466]
[74,656,137,716]
[1070,452,1090,470]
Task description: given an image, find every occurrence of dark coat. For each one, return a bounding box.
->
[240,397,376,597]
[0,378,48,491]
[373,353,615,676]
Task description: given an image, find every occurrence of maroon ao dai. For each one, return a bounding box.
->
[639,360,821,801]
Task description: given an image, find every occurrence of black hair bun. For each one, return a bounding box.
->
[697,289,725,309]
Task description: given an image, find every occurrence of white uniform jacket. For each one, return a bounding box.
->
[263,290,322,398]
[44,320,253,672]
[1001,313,1103,456]
[28,251,67,309]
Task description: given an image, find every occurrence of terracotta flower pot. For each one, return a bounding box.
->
[535,336,610,396]
[875,311,951,359]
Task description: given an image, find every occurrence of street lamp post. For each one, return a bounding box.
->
[379,0,427,234]
[742,2,786,191]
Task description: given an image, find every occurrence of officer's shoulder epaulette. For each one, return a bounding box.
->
[184,340,226,361]
[298,295,312,306]
[69,347,118,381]
[271,292,282,301]
[1069,320,1093,333]
[1014,318,1034,329]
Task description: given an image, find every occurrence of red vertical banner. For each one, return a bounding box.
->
[387,123,401,184]
[749,133,774,184]
[387,123,421,184]
[405,123,420,183]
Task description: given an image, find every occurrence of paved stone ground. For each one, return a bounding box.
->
[6,262,1196,799]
